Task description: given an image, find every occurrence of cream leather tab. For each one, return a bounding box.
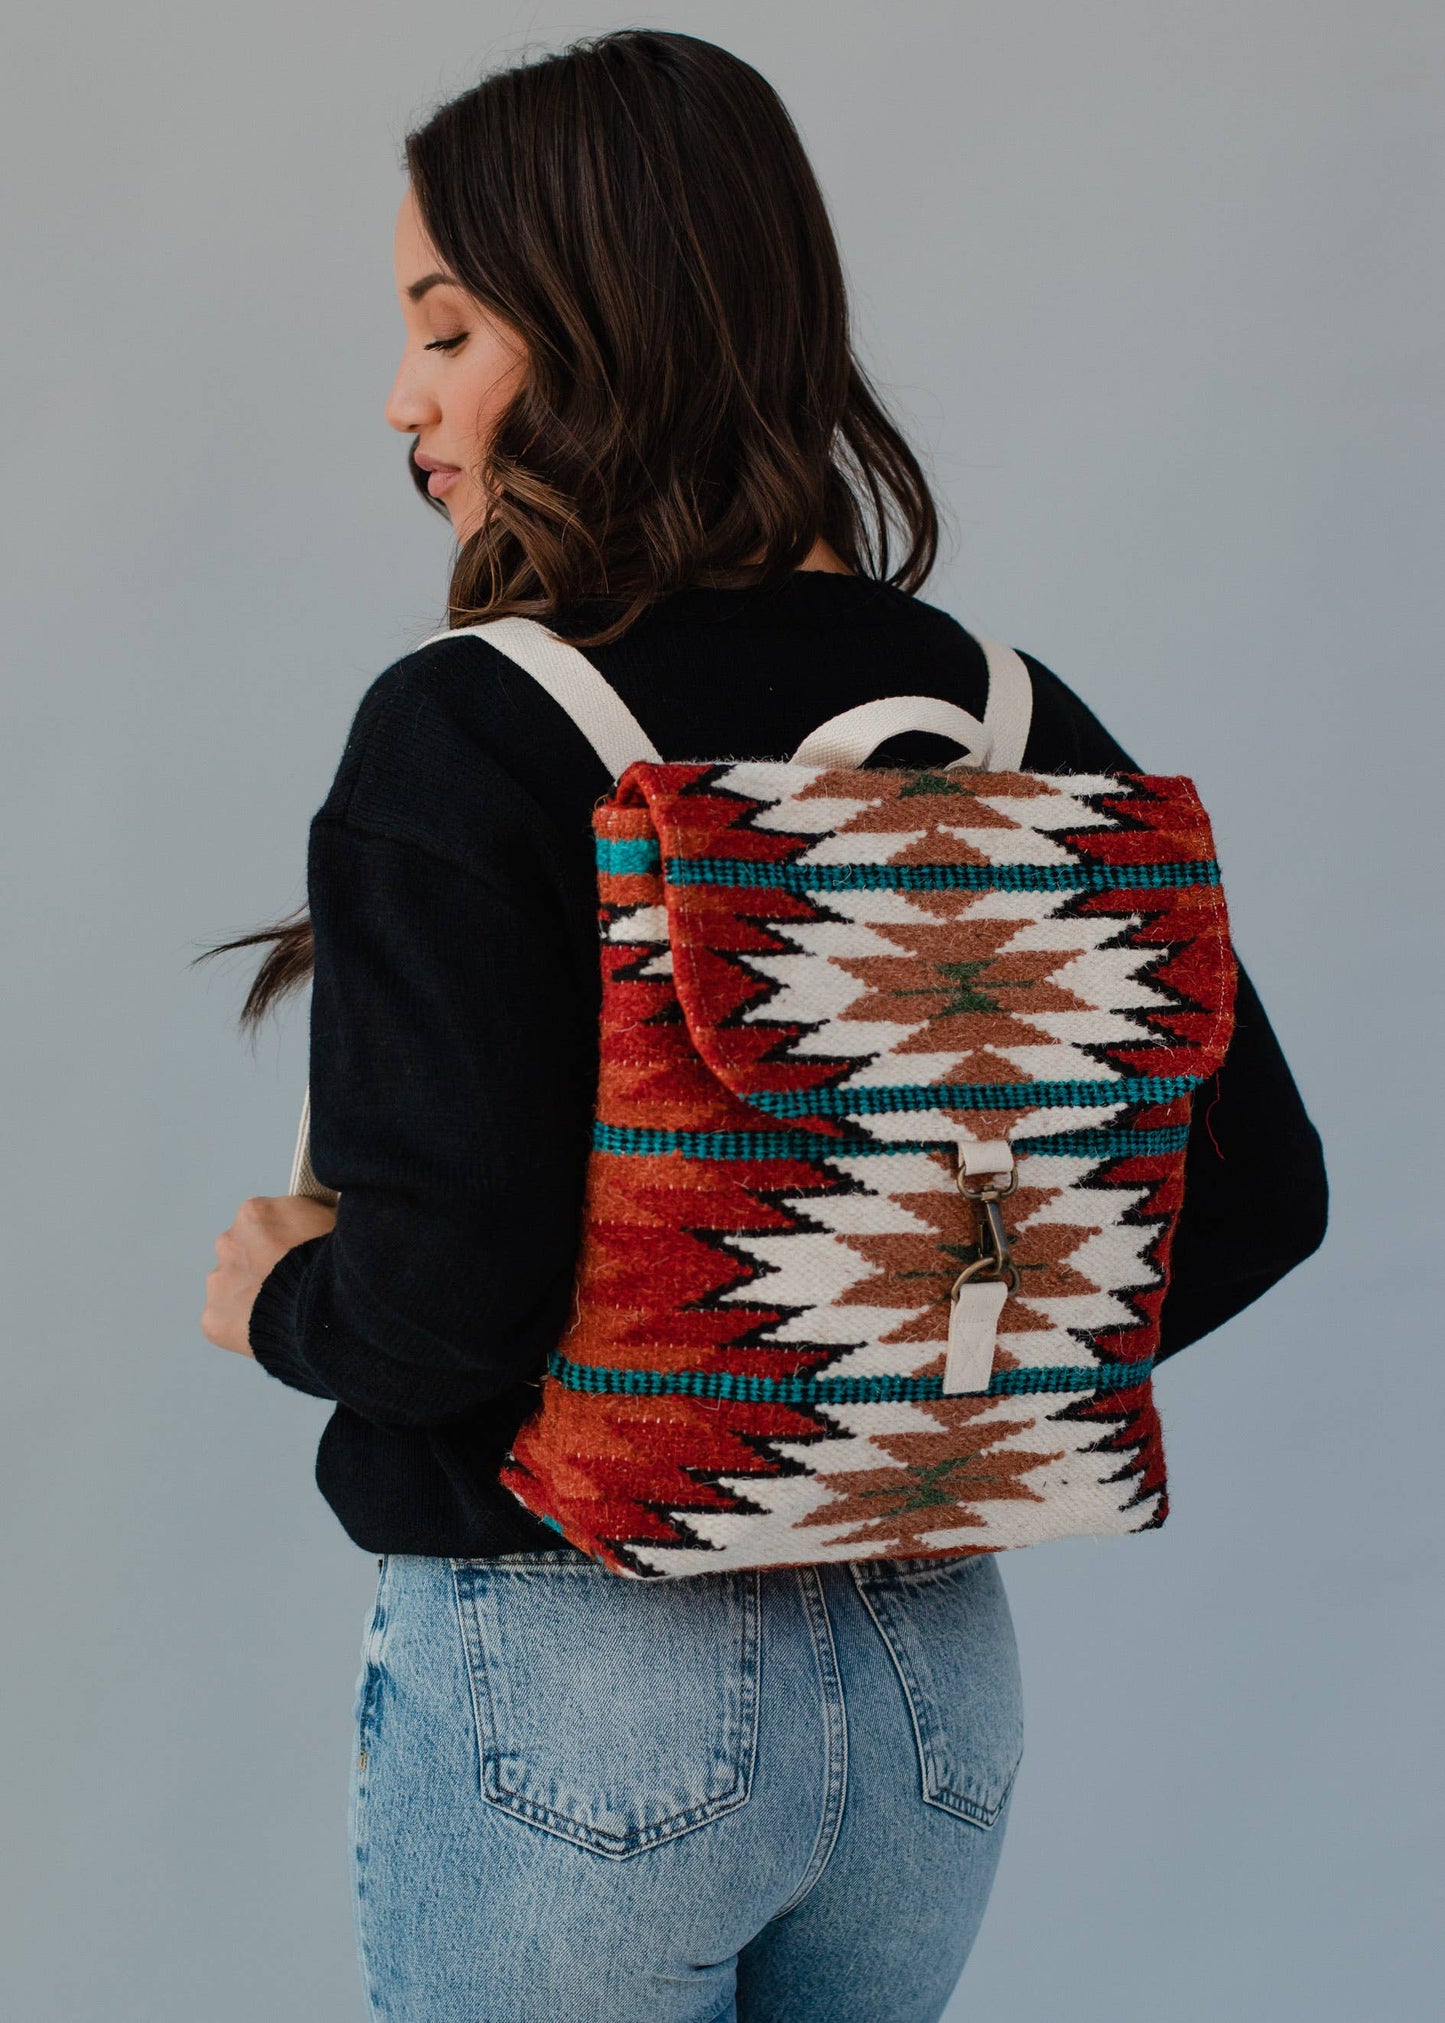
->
[956,1138,1015,1180]
[944,1280,1009,1394]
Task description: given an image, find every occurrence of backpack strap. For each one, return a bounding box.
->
[289,615,657,1195]
[415,615,660,781]
[420,617,1031,773]
[287,1084,336,1203]
[415,618,1031,774]
[977,635,1033,768]
[790,635,1033,771]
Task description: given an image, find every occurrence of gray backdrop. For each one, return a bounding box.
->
[3,2,1440,2017]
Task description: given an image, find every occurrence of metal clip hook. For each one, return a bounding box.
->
[951,1148,1020,1296]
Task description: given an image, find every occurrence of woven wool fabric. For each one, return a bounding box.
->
[499,760,1236,1578]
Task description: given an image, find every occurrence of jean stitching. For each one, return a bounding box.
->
[450,1549,595,1567]
[849,1564,934,1798]
[767,1566,848,1922]
[856,1554,980,1587]
[451,1560,763,1860]
[449,1558,507,1819]
[848,1563,1011,1829]
[352,1757,386,2018]
[737,1568,763,1799]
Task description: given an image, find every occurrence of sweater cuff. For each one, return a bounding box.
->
[248,1235,336,1400]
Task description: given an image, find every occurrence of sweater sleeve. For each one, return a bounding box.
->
[1017,652,1328,1360]
[1154,963,1327,1360]
[248,777,600,1427]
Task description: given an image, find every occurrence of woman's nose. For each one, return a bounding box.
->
[384,353,439,435]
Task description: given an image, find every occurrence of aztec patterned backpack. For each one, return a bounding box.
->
[291,614,1237,1581]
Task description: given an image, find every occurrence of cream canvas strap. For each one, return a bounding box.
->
[288,616,657,1195]
[414,615,660,780]
[287,615,1032,1197]
[287,1085,334,1203]
[415,617,1032,774]
[790,635,1032,770]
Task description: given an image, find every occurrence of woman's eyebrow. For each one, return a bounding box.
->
[406,271,461,302]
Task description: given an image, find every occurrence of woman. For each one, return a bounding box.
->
[199,30,1326,2023]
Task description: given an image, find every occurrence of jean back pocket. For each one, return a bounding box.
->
[851,1553,1024,1828]
[450,1555,761,1860]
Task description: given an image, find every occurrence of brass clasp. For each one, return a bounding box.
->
[951,1149,1020,1295]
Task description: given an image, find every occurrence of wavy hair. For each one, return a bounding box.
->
[203,28,942,1029]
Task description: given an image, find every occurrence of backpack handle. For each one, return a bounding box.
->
[791,636,1033,771]
[792,695,991,769]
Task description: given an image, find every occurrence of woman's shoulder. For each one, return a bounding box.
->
[312,630,615,867]
[312,597,1151,865]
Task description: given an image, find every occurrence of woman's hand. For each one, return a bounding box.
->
[202,1195,338,1357]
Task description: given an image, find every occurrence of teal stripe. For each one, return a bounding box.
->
[596,835,662,876]
[751,1074,1199,1119]
[592,1123,891,1161]
[590,1122,1190,1161]
[546,1351,1152,1403]
[1019,1124,1190,1158]
[665,857,1219,895]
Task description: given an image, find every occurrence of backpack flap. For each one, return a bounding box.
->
[609,758,1234,1142]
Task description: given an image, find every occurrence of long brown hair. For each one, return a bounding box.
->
[202,28,942,1030]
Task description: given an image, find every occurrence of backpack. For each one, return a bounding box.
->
[290,614,1237,1580]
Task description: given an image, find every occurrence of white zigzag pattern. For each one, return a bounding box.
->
[735,885,1166,1090]
[603,904,668,944]
[625,1394,1157,1577]
[711,1146,1160,1367]
[717,1149,943,1350]
[710,765,1131,843]
[967,786,1120,832]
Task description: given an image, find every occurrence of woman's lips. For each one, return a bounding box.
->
[414,448,463,498]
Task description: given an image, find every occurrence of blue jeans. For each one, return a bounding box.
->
[349,1548,1023,2022]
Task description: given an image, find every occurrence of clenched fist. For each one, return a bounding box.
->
[202,1195,338,1357]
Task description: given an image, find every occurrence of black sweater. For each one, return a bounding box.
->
[247,572,1328,1556]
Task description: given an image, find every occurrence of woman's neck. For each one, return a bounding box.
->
[765,537,853,574]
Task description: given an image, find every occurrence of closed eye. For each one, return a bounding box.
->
[425,335,466,353]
